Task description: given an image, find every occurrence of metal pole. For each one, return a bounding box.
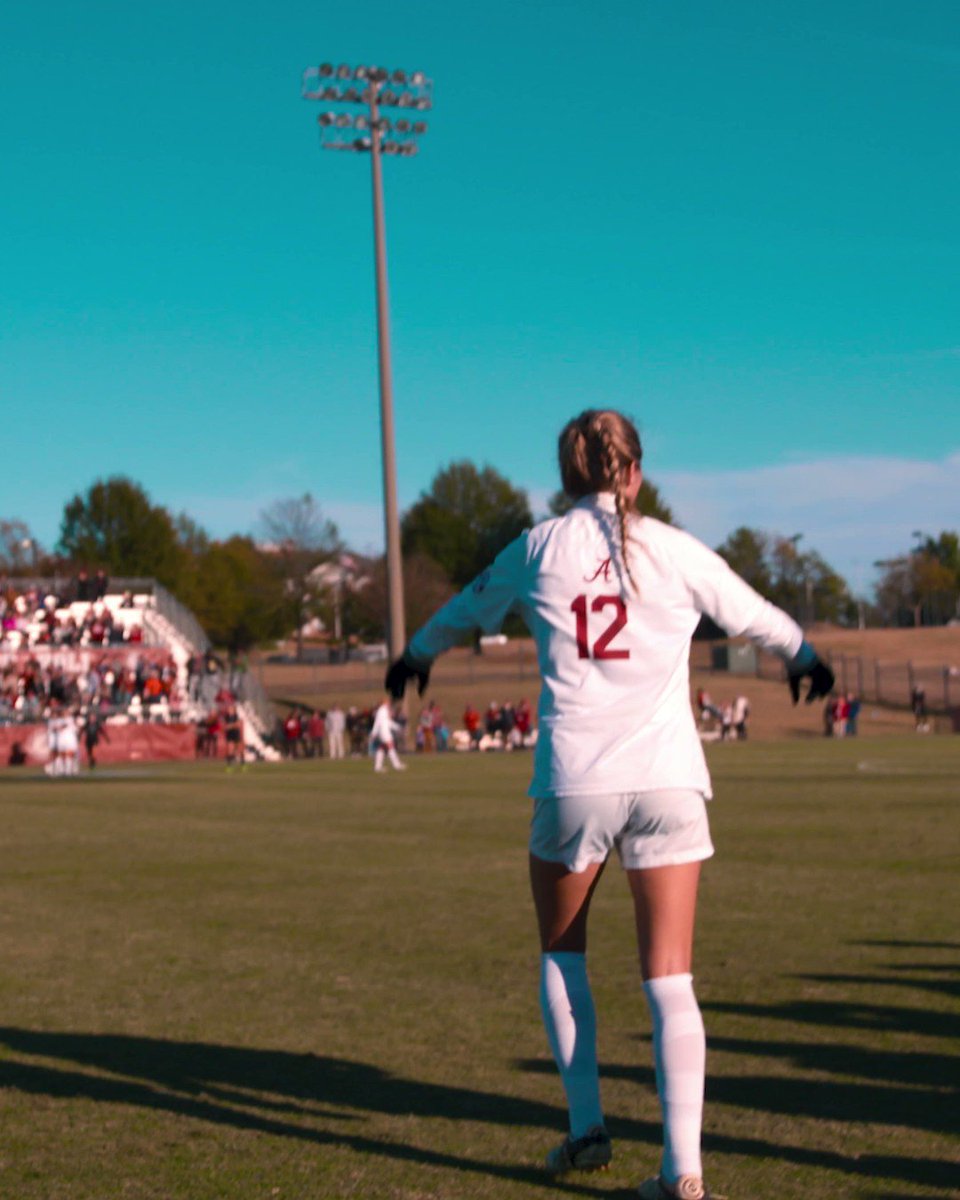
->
[368,88,406,661]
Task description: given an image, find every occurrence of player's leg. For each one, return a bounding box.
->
[529,849,610,1171]
[629,862,707,1198]
[619,789,713,1199]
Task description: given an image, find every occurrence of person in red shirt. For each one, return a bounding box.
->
[205,710,222,758]
[306,710,326,757]
[515,697,533,744]
[283,711,303,758]
[833,692,850,737]
[463,704,481,749]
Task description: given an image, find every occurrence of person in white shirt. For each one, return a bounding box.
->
[327,703,346,759]
[387,409,833,1200]
[370,696,406,773]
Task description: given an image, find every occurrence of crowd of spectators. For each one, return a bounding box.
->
[824,692,862,737]
[696,688,751,741]
[274,696,537,759]
[0,649,179,725]
[1,573,144,651]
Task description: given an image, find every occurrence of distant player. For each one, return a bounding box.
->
[223,706,244,770]
[387,409,833,1200]
[46,703,79,777]
[81,709,109,769]
[370,696,406,773]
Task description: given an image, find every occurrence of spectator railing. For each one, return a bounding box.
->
[233,669,276,739]
[150,583,211,655]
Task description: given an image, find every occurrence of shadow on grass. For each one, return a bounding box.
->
[3,1024,956,1195]
[517,1056,958,1195]
[703,997,960,1041]
[852,940,960,951]
[0,1028,636,1196]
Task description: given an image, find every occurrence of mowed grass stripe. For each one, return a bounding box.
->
[0,737,957,1199]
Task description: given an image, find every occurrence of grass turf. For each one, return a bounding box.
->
[0,737,957,1199]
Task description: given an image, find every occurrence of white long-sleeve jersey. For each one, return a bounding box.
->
[371,702,399,746]
[408,493,804,799]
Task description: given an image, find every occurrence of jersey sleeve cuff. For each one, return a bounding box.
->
[787,640,818,671]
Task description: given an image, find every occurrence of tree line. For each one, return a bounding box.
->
[1,468,957,652]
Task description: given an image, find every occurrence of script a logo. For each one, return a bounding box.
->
[584,557,613,584]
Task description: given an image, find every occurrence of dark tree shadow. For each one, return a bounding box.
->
[515,1056,958,1195]
[516,946,960,1195]
[701,998,960,1041]
[0,1028,632,1196]
[851,940,960,951]
[793,972,960,1002]
[2,1024,956,1195]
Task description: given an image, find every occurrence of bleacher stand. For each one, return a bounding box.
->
[0,579,279,763]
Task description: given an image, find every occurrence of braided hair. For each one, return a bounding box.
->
[558,409,642,592]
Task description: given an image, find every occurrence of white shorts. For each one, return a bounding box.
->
[529,789,714,873]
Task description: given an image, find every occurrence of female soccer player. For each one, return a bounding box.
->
[386,410,833,1200]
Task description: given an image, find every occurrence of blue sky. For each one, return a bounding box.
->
[2,1,957,594]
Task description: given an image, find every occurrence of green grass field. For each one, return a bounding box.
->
[0,739,957,1200]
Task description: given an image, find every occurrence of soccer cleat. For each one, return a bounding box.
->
[637,1175,719,1200]
[545,1125,612,1175]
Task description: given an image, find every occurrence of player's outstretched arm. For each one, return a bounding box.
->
[785,641,835,704]
[385,535,528,700]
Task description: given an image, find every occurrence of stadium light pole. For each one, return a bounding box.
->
[302,62,432,661]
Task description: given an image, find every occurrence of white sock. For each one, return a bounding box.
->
[643,973,705,1183]
[540,951,604,1138]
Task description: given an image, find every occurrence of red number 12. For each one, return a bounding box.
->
[570,594,629,660]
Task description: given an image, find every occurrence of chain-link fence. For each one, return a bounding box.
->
[752,647,958,713]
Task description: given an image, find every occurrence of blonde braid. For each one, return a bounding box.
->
[594,419,638,593]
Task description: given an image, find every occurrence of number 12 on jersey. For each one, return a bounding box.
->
[571,594,629,660]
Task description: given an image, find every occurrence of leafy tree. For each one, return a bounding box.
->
[342,553,455,643]
[715,527,772,595]
[0,519,43,573]
[716,528,854,625]
[259,494,341,661]
[547,478,676,524]
[184,537,288,652]
[58,477,185,587]
[874,531,960,626]
[919,531,960,584]
[402,462,532,588]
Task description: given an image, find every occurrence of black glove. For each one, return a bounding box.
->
[385,654,430,699]
[788,657,835,705]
